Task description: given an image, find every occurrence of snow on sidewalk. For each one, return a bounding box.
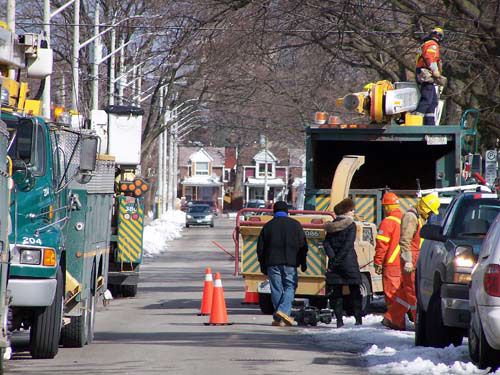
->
[304,314,496,375]
[143,210,186,257]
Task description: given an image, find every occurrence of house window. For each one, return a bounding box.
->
[258,163,273,178]
[195,162,209,175]
[224,168,230,182]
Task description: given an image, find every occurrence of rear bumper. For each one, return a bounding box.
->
[186,219,213,225]
[9,278,57,307]
[441,283,470,328]
[108,271,139,286]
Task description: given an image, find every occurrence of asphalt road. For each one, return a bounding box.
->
[7,216,367,375]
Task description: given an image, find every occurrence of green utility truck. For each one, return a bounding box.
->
[5,113,114,358]
[305,109,480,225]
[0,119,11,371]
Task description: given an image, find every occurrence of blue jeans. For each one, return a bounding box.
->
[267,265,298,318]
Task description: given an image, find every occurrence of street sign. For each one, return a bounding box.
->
[484,150,498,186]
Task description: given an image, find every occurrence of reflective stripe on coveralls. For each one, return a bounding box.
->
[374,211,403,311]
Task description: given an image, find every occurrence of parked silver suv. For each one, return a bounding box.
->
[415,191,500,348]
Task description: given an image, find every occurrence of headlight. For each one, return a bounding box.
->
[206,215,213,220]
[186,215,192,219]
[454,245,475,268]
[20,249,41,265]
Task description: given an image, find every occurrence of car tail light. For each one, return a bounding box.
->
[484,264,500,297]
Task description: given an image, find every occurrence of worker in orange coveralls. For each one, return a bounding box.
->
[382,193,440,330]
[415,27,446,125]
[374,192,403,312]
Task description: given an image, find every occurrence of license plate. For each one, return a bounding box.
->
[425,135,447,145]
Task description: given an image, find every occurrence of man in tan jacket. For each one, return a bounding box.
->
[382,193,440,330]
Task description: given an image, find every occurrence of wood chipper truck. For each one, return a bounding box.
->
[0,119,11,370]
[91,105,148,298]
[306,80,479,224]
[1,23,114,358]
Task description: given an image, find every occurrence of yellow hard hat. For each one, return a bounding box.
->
[431,27,444,40]
[420,193,440,215]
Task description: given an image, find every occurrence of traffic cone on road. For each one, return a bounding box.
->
[205,272,232,325]
[241,285,259,305]
[198,267,214,316]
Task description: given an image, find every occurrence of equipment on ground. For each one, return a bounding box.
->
[291,306,332,326]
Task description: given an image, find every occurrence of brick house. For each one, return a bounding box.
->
[178,147,225,211]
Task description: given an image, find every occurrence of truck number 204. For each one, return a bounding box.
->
[22,237,42,245]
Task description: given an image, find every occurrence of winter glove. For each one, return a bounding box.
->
[435,75,447,87]
[301,264,307,273]
[374,263,383,275]
[403,261,415,274]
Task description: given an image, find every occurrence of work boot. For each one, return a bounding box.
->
[381,317,405,331]
[353,296,363,326]
[275,311,295,326]
[332,297,344,328]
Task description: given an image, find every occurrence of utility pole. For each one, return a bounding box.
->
[91,1,100,111]
[71,0,80,111]
[7,0,15,80]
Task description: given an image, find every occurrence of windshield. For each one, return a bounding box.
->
[449,198,500,237]
[189,205,211,213]
[247,200,265,208]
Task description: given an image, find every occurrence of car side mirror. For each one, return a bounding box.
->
[420,224,446,242]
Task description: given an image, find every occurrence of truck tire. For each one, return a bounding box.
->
[60,298,89,348]
[258,293,274,315]
[415,302,428,346]
[87,291,96,344]
[425,290,463,348]
[121,284,138,297]
[30,268,64,359]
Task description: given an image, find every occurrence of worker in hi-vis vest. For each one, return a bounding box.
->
[374,192,403,312]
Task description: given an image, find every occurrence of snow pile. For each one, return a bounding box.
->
[143,210,186,257]
[304,314,497,375]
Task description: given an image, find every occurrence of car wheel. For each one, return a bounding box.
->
[415,301,428,347]
[258,293,274,315]
[186,224,190,228]
[470,316,500,370]
[425,290,463,348]
[210,223,214,228]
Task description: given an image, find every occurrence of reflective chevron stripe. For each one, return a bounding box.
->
[117,197,144,263]
[315,195,330,211]
[354,195,376,223]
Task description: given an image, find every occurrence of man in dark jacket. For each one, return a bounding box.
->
[257,201,308,326]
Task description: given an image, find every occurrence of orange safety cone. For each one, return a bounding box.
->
[241,285,259,305]
[205,272,232,325]
[198,267,214,316]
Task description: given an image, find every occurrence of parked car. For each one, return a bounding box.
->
[181,200,218,214]
[186,204,215,228]
[416,191,500,348]
[244,199,266,208]
[469,212,500,370]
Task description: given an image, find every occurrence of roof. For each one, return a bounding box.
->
[245,178,285,187]
[181,175,222,186]
[178,146,225,166]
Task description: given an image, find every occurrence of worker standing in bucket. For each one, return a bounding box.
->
[382,193,440,330]
[257,201,308,327]
[374,192,403,313]
[415,27,446,125]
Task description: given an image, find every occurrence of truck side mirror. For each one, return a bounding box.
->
[420,224,446,242]
[79,135,98,172]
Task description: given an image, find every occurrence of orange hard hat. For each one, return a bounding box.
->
[382,192,400,205]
